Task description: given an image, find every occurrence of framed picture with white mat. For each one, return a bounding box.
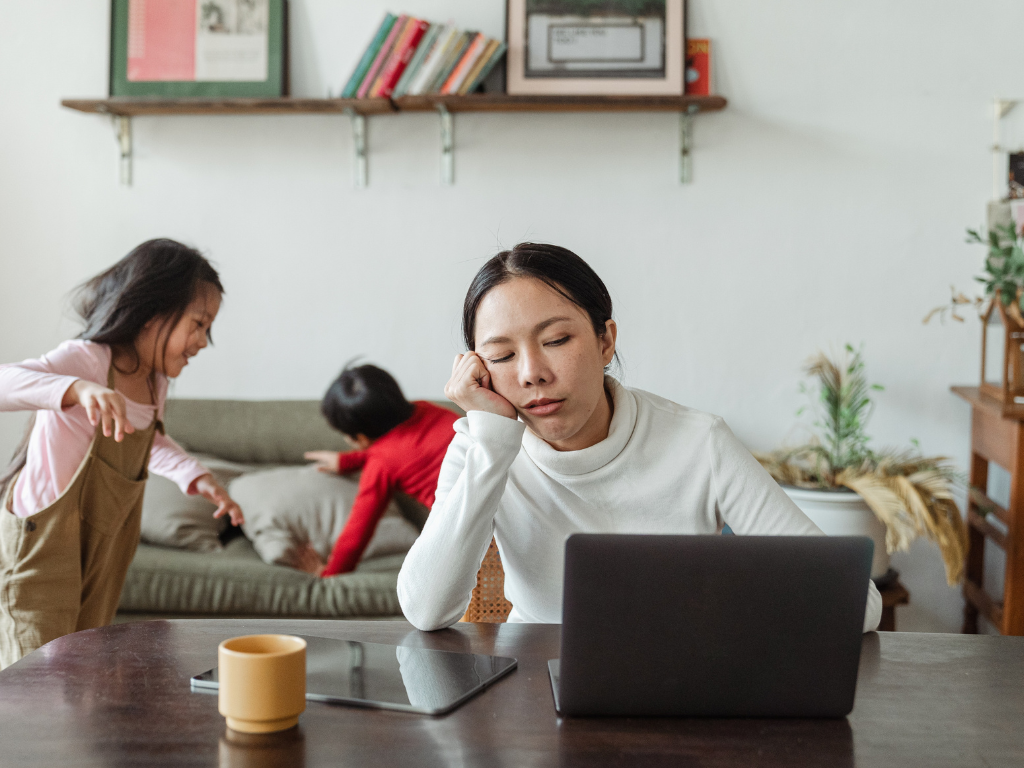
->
[505,0,685,96]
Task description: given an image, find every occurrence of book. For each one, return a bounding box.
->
[425,31,471,94]
[392,23,441,98]
[685,38,711,96]
[357,13,408,99]
[407,26,459,96]
[340,13,395,98]
[457,38,501,95]
[368,17,415,97]
[371,17,429,97]
[440,32,488,95]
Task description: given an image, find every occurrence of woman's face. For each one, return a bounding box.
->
[474,277,616,451]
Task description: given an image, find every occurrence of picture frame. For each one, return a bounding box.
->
[110,0,289,98]
[505,0,685,96]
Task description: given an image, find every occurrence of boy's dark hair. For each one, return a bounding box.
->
[321,364,415,440]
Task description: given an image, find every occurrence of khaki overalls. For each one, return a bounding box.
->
[0,366,161,669]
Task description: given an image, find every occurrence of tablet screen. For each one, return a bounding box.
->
[191,634,517,715]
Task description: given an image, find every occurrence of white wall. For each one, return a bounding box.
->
[2,0,1018,632]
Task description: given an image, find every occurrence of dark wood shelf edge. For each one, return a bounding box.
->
[60,97,397,116]
[394,93,726,113]
[61,94,727,117]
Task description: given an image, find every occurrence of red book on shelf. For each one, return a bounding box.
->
[685,38,711,96]
[374,18,430,98]
[358,14,408,99]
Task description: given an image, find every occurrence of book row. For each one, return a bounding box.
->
[341,13,507,100]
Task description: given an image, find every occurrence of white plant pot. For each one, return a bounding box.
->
[782,486,890,579]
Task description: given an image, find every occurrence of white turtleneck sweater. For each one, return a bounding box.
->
[398,378,882,633]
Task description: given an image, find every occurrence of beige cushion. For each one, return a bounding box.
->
[231,466,420,568]
[140,454,257,553]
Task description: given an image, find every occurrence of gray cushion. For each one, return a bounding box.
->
[119,537,405,618]
[140,454,259,553]
[163,399,464,466]
[164,400,347,465]
[232,465,419,567]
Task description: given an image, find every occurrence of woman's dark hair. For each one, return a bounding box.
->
[0,238,223,498]
[321,363,415,440]
[462,243,615,352]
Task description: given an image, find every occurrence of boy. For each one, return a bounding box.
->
[301,363,458,577]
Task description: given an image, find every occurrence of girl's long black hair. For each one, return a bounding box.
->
[0,239,223,499]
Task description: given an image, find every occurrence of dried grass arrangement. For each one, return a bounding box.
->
[756,347,968,585]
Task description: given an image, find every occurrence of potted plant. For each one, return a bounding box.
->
[756,346,967,585]
[924,222,1024,326]
[926,223,1024,417]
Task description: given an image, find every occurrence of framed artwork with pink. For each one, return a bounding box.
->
[505,0,685,96]
[110,0,288,97]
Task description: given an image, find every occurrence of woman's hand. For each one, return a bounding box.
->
[445,352,517,420]
[63,379,135,442]
[192,473,245,526]
[292,542,326,577]
[304,450,341,474]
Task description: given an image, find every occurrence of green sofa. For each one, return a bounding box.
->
[116,399,454,623]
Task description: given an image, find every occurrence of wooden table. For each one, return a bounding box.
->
[0,620,1021,767]
[952,386,1024,634]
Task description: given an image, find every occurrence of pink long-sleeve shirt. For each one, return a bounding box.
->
[0,340,208,518]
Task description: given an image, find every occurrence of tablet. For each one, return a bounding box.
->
[190,634,517,716]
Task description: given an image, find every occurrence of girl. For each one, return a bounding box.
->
[397,243,882,632]
[0,238,244,668]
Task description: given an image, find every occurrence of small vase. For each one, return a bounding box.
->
[783,486,890,579]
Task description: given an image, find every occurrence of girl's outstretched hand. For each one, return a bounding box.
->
[192,473,245,526]
[63,379,135,442]
[445,352,517,420]
[304,451,341,474]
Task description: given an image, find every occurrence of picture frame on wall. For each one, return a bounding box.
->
[110,0,288,98]
[505,0,685,96]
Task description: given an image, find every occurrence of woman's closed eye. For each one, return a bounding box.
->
[484,336,570,364]
[485,352,515,364]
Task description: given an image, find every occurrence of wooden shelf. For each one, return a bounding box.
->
[396,93,724,113]
[60,94,726,187]
[61,94,725,117]
[61,97,396,117]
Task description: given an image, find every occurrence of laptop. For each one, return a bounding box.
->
[548,534,872,718]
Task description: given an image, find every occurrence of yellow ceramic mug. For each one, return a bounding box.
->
[218,635,307,734]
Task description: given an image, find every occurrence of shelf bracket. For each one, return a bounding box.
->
[112,115,132,187]
[438,104,454,185]
[679,105,698,184]
[344,108,368,188]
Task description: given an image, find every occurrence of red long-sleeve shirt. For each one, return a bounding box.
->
[321,401,459,577]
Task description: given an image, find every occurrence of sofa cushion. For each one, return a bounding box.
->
[119,537,405,617]
[140,454,258,553]
[163,399,464,466]
[231,466,420,568]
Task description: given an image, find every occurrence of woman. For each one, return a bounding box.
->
[397,243,881,632]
